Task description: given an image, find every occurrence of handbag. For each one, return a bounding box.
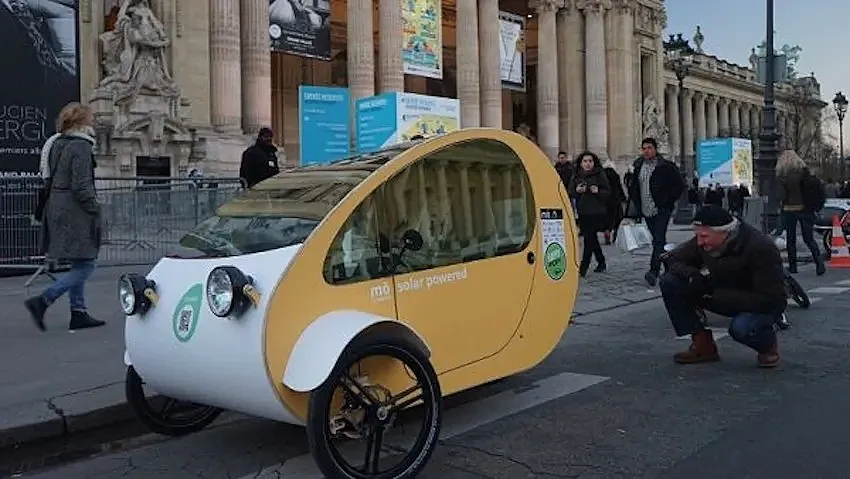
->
[33,140,69,221]
[615,223,640,252]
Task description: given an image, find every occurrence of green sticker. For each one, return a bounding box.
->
[544,242,566,280]
[172,283,203,343]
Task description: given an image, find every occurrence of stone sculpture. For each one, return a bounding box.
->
[749,47,759,71]
[642,96,670,153]
[692,26,704,53]
[99,0,179,100]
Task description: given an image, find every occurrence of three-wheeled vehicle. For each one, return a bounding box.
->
[117,129,580,478]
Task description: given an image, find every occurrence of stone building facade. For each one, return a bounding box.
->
[77,0,824,176]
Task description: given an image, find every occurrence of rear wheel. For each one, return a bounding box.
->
[306,333,442,479]
[785,272,811,309]
[125,366,222,436]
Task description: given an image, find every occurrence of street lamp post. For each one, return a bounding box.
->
[755,0,782,232]
[664,34,695,225]
[833,91,847,179]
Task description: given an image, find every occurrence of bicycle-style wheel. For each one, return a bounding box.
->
[785,272,811,309]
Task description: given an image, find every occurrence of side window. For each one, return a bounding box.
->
[322,195,390,285]
[377,139,534,273]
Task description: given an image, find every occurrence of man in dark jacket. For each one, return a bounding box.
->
[660,205,786,368]
[239,127,280,188]
[626,137,685,286]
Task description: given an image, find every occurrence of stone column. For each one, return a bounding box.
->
[533,0,562,158]
[607,0,635,167]
[456,0,481,127]
[557,1,584,155]
[729,101,740,137]
[706,94,718,138]
[479,0,502,128]
[682,89,694,156]
[579,0,611,159]
[718,98,730,137]
[740,103,751,138]
[750,106,761,135]
[378,0,404,92]
[348,0,376,102]
[693,91,706,141]
[210,0,242,132]
[665,85,680,156]
[240,0,272,134]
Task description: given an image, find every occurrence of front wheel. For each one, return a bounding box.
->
[125,366,223,437]
[307,333,443,479]
[785,272,811,309]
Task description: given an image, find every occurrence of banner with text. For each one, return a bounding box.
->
[499,11,526,91]
[0,0,80,176]
[402,0,442,79]
[269,0,332,60]
[356,92,459,153]
[298,85,351,165]
[697,138,753,188]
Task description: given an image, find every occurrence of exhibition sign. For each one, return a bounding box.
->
[298,85,351,166]
[355,92,459,153]
[696,138,754,187]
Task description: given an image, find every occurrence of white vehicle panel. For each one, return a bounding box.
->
[124,244,303,425]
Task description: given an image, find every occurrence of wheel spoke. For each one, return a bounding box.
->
[390,384,422,412]
[362,423,385,473]
[341,374,378,407]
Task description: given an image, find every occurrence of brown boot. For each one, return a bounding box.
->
[674,329,720,364]
[758,340,780,368]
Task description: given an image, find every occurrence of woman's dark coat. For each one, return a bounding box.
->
[603,166,625,230]
[568,165,611,218]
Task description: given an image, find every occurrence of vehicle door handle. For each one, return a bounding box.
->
[527,252,535,264]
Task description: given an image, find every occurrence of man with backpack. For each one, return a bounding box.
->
[776,150,826,275]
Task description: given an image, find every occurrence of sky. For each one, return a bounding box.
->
[664,0,847,123]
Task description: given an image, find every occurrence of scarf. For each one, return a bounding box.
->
[40,126,96,178]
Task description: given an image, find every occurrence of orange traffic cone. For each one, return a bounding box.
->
[829,214,850,268]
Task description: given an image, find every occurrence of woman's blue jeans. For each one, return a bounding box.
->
[42,259,96,312]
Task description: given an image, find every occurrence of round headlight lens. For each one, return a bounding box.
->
[118,276,136,315]
[207,268,234,317]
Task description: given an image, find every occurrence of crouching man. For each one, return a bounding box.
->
[660,205,787,368]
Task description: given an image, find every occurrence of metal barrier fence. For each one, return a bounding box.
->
[0,176,245,270]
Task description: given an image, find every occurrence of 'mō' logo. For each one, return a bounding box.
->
[172,283,203,342]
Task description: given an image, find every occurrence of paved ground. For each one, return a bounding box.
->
[8,262,847,478]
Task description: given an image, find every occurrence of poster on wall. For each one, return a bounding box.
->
[697,138,753,188]
[298,85,351,166]
[401,0,442,79]
[269,0,332,61]
[499,11,526,91]
[355,92,459,153]
[0,0,80,176]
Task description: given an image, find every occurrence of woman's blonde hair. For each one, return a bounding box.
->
[56,102,92,133]
[776,149,806,176]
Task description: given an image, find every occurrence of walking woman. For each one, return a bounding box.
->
[25,102,106,331]
[601,160,626,244]
[776,149,826,275]
[568,151,611,276]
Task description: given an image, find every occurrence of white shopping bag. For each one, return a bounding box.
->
[774,232,787,251]
[632,223,653,247]
[616,223,640,252]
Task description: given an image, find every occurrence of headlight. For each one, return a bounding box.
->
[206,266,259,318]
[118,274,158,316]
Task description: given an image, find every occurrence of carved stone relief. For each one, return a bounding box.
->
[642,95,670,153]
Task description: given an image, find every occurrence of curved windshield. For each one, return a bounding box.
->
[175,146,410,257]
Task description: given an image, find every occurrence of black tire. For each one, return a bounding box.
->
[125,366,223,437]
[823,230,833,260]
[307,333,442,479]
[785,273,811,309]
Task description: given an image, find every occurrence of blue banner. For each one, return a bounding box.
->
[298,85,351,166]
[355,93,399,154]
[697,139,733,187]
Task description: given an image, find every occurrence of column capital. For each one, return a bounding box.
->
[576,0,611,14]
[665,83,678,95]
[682,88,694,99]
[693,91,705,101]
[718,97,729,107]
[531,0,565,13]
[610,0,633,14]
[558,0,578,15]
[706,93,718,104]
